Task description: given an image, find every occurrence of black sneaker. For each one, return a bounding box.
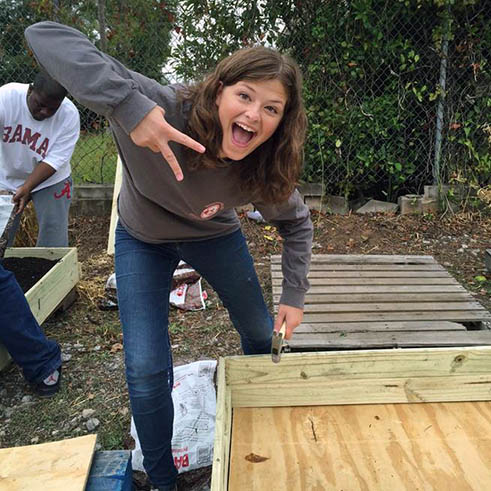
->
[31,366,62,398]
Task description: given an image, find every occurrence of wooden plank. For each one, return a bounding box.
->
[302,310,491,323]
[272,254,437,264]
[211,359,233,491]
[225,348,491,386]
[23,248,80,325]
[302,311,491,323]
[288,330,491,350]
[107,155,122,255]
[4,246,74,260]
[272,263,446,271]
[300,301,487,313]
[294,321,467,333]
[275,285,467,294]
[272,270,452,278]
[230,370,491,408]
[273,277,460,286]
[274,293,475,303]
[228,402,491,490]
[0,434,97,490]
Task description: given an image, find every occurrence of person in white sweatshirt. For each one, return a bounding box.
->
[0,71,80,246]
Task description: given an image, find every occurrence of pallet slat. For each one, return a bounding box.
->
[302,311,491,323]
[287,330,491,349]
[300,302,488,313]
[272,254,437,264]
[272,263,446,271]
[273,277,460,286]
[294,321,467,332]
[274,293,475,303]
[272,270,452,278]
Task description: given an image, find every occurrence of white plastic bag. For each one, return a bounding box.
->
[131,360,217,474]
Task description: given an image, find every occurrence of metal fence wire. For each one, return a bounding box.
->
[1,0,489,202]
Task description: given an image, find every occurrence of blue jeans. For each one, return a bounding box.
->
[0,262,61,382]
[115,222,273,488]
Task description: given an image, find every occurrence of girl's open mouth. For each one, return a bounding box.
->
[232,122,256,147]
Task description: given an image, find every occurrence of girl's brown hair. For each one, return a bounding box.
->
[182,46,307,204]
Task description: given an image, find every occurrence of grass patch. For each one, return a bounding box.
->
[72,131,117,185]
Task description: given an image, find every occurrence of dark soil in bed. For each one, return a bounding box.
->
[2,257,59,292]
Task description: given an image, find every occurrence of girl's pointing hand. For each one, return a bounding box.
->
[130,106,206,181]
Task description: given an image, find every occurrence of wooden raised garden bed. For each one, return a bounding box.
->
[0,247,80,371]
[211,347,491,490]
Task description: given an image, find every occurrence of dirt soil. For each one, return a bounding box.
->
[3,257,59,293]
[0,209,490,490]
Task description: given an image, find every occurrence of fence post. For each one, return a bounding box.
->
[432,4,451,187]
[52,0,60,22]
[98,0,108,53]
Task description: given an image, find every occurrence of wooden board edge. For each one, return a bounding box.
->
[229,373,491,408]
[107,155,122,256]
[24,247,80,325]
[223,346,491,388]
[4,246,74,260]
[211,358,232,491]
[82,434,99,491]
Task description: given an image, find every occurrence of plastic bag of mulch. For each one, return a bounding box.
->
[169,261,207,311]
[100,262,207,311]
[98,272,118,311]
[130,359,217,474]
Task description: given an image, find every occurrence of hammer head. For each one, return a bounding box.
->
[271,322,287,363]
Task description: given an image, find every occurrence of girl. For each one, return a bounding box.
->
[25,21,312,491]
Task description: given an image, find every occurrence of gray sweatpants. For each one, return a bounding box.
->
[7,177,72,247]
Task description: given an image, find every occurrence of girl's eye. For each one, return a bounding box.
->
[266,106,278,114]
[239,92,250,101]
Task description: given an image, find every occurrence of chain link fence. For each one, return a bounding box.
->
[1,0,489,202]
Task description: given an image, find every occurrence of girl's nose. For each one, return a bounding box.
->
[245,106,260,122]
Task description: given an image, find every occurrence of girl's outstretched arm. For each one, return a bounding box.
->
[25,21,204,180]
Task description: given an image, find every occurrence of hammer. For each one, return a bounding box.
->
[271,321,287,363]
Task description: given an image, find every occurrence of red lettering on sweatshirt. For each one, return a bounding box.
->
[9,124,23,143]
[3,126,12,142]
[3,124,49,158]
[36,137,49,159]
[22,128,41,150]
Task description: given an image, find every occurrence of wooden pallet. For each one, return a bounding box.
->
[271,254,491,350]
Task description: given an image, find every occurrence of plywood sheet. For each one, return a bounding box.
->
[0,434,97,490]
[229,402,491,490]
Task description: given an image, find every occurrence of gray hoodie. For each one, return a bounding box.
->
[25,21,312,308]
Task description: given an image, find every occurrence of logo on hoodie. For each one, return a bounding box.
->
[200,202,224,220]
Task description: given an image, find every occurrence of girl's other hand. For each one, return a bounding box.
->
[130,106,206,181]
[274,304,303,340]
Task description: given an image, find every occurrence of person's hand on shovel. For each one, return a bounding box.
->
[130,106,206,181]
[12,162,55,214]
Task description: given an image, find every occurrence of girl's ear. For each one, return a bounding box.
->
[215,81,224,106]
